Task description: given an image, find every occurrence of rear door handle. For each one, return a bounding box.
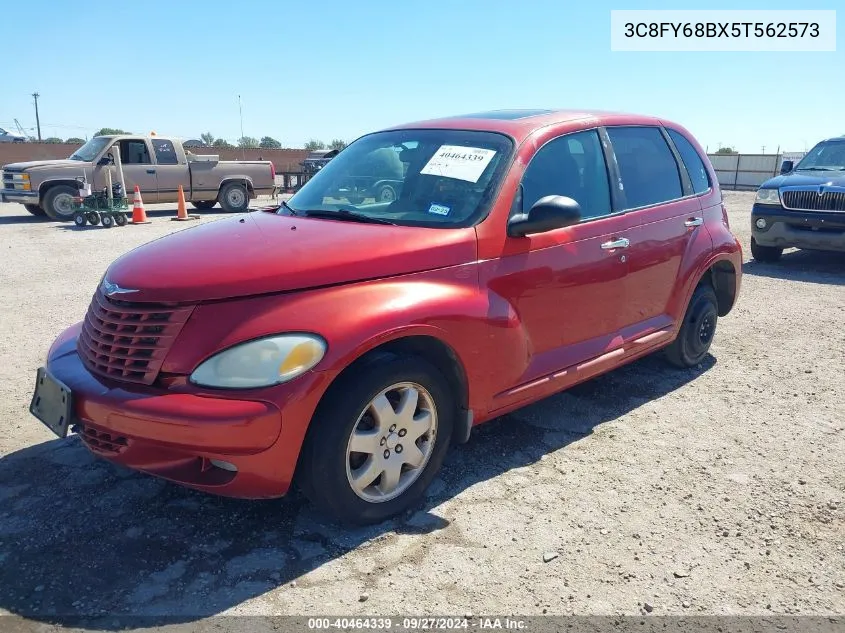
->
[684,217,703,227]
[601,237,630,250]
[146,169,156,174]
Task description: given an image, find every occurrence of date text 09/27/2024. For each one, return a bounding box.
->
[307,617,527,630]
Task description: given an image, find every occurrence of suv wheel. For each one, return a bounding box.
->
[665,283,719,368]
[219,183,249,213]
[297,355,454,525]
[750,237,783,263]
[42,185,79,221]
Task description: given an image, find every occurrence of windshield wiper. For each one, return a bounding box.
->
[280,199,300,216]
[303,208,397,225]
[797,167,839,171]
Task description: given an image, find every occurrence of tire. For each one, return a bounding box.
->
[218,183,249,213]
[375,184,397,203]
[86,211,100,225]
[297,354,455,525]
[665,283,719,368]
[24,203,46,216]
[101,214,114,228]
[192,200,217,210]
[73,212,87,227]
[750,237,783,263]
[42,185,79,221]
[114,212,128,226]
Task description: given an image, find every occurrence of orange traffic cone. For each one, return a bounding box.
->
[171,185,199,221]
[130,185,151,224]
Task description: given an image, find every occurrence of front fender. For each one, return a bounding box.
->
[162,265,530,417]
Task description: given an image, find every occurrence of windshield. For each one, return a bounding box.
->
[794,139,845,171]
[284,129,514,228]
[69,137,111,162]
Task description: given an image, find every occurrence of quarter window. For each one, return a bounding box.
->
[667,129,710,194]
[606,126,683,209]
[520,129,612,221]
[152,139,179,165]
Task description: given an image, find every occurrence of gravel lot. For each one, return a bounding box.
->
[0,192,843,629]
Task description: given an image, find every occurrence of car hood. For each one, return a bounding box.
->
[2,159,87,171]
[762,170,845,188]
[103,211,478,303]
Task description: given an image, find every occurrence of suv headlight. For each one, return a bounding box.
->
[190,334,327,389]
[755,188,781,205]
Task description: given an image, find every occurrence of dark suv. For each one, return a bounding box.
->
[751,136,845,262]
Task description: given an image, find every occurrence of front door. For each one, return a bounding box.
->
[95,139,159,202]
[480,128,629,392]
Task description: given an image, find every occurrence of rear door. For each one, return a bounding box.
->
[149,138,189,203]
[603,125,708,337]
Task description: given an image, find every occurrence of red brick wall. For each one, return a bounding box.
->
[0,143,310,172]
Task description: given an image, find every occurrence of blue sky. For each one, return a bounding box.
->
[1,0,841,152]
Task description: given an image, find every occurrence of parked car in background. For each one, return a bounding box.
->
[751,136,845,261]
[0,126,27,143]
[301,149,339,173]
[30,109,742,524]
[1,134,275,219]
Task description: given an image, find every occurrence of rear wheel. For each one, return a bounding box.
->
[750,237,783,263]
[24,203,46,216]
[219,183,249,213]
[665,283,719,368]
[375,184,397,203]
[297,355,454,525]
[42,185,79,221]
[114,212,128,226]
[192,200,217,210]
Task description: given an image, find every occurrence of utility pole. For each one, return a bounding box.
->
[32,92,42,141]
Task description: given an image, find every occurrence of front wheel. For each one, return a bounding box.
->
[297,355,455,525]
[192,200,217,210]
[24,204,46,216]
[218,183,249,213]
[42,185,79,221]
[750,237,783,263]
[664,283,719,368]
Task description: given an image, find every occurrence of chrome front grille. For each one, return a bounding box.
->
[782,188,845,212]
[77,288,195,385]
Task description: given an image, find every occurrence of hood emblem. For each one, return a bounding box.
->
[101,279,138,296]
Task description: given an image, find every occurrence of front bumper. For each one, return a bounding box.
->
[1,190,39,204]
[38,325,333,499]
[751,205,845,252]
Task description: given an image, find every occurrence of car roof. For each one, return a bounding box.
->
[383,108,672,143]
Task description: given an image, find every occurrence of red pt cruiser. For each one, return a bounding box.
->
[30,109,742,524]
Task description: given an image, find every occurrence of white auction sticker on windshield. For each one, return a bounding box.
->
[420,145,497,183]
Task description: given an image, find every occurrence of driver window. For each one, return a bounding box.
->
[118,140,152,165]
[519,129,612,221]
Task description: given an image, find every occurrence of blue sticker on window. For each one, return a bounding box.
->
[428,203,451,216]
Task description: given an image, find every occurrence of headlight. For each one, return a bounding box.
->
[755,188,781,205]
[189,334,326,389]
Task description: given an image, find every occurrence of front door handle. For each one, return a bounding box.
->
[684,217,703,227]
[601,237,630,250]
[146,169,156,174]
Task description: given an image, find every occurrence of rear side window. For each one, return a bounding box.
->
[606,126,683,209]
[520,129,612,221]
[152,139,179,165]
[667,129,710,194]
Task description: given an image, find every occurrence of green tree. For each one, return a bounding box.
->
[200,132,215,146]
[213,138,234,148]
[304,139,326,151]
[65,137,85,144]
[238,136,259,149]
[259,136,282,149]
[94,127,129,136]
[44,137,64,144]
[715,146,737,155]
[329,139,347,151]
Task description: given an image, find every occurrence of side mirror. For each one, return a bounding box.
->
[507,195,582,237]
[780,160,794,174]
[97,152,115,166]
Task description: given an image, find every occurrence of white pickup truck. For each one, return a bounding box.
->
[1,134,276,220]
